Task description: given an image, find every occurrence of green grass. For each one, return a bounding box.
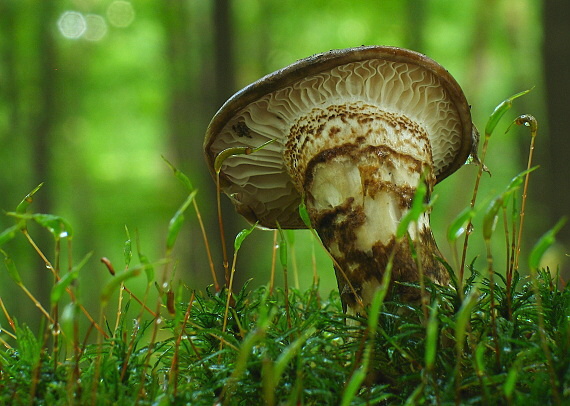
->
[1,92,569,405]
[1,259,569,404]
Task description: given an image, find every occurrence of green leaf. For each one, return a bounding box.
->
[51,270,79,306]
[101,266,143,304]
[342,286,386,406]
[341,368,367,406]
[425,300,439,370]
[124,225,132,267]
[482,167,538,241]
[367,282,386,332]
[504,166,538,195]
[50,252,93,305]
[482,196,503,241]
[455,288,479,354]
[16,183,43,214]
[166,190,198,251]
[60,303,80,346]
[298,200,312,228]
[214,139,275,174]
[528,217,567,271]
[14,322,41,366]
[6,213,73,240]
[32,213,73,240]
[1,249,21,284]
[485,89,532,137]
[234,223,257,252]
[162,155,194,191]
[504,362,519,399]
[272,327,313,386]
[0,224,21,247]
[447,206,476,242]
[136,231,154,285]
[397,180,427,239]
[277,226,287,269]
[474,341,487,376]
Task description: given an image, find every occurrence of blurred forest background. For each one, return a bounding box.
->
[1,0,569,329]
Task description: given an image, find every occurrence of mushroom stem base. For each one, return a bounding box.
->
[303,147,449,314]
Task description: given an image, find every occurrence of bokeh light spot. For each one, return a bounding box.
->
[57,11,86,39]
[84,14,108,41]
[107,1,135,28]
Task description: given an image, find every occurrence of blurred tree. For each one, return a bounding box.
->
[162,0,246,289]
[30,4,59,298]
[0,0,550,330]
[543,0,570,274]
[0,1,59,310]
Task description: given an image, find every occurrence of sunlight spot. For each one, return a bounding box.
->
[58,11,86,39]
[107,1,135,28]
[84,14,108,41]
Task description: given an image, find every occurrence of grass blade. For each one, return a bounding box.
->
[166,189,198,251]
[528,217,567,271]
[50,252,93,305]
[16,183,43,214]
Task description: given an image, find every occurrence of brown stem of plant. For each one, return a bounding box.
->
[459,134,490,289]
[503,206,516,320]
[169,291,196,396]
[193,199,219,291]
[513,115,538,272]
[216,173,230,287]
[22,229,108,338]
[270,230,278,294]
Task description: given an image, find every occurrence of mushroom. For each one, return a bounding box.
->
[204,46,477,314]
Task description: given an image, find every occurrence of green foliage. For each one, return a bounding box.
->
[1,94,568,405]
[1,228,570,404]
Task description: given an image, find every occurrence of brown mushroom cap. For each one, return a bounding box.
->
[204,46,476,229]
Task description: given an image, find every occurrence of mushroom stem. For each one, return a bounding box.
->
[285,103,448,313]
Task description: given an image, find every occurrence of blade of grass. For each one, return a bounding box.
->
[528,219,566,405]
[15,183,44,214]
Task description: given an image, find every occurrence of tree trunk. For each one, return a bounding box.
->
[542,0,570,274]
[24,2,58,307]
[163,0,243,288]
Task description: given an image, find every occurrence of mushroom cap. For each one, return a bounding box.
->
[204,45,477,229]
